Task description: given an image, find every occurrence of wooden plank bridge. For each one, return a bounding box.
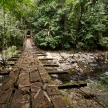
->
[0,39,71,108]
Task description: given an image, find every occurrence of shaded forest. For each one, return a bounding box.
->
[0,0,108,51]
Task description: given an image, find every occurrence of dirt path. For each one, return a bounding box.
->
[0,39,70,108]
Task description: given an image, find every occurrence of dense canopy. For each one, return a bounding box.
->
[0,0,108,50]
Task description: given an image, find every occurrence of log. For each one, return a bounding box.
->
[36,54,47,56]
[58,82,87,89]
[39,58,53,60]
[43,64,59,67]
[48,71,68,74]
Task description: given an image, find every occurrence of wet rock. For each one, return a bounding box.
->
[46,52,52,58]
[70,68,78,74]
[66,58,76,64]
[58,58,64,63]
[84,65,87,68]
[105,72,108,76]
[72,63,79,68]
[0,83,2,86]
[57,68,63,72]
[0,75,4,79]
[54,79,62,84]
[90,64,96,67]
[79,68,83,73]
[87,60,93,63]
[60,63,71,70]
[96,93,108,107]
[65,62,70,65]
[51,74,58,78]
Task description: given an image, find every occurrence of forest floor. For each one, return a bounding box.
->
[0,38,108,108]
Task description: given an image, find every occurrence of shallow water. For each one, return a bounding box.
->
[48,52,108,84]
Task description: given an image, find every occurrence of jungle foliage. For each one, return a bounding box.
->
[0,0,108,51]
[33,0,108,50]
[0,0,34,51]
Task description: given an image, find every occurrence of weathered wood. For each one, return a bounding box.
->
[7,61,15,66]
[29,65,37,72]
[43,64,59,67]
[12,56,20,59]
[30,72,41,82]
[21,65,29,71]
[30,82,43,93]
[37,65,47,74]
[51,95,69,108]
[40,73,52,83]
[1,68,20,91]
[58,82,87,89]
[11,90,30,108]
[18,72,30,88]
[39,58,53,60]
[46,86,61,96]
[36,54,47,56]
[48,71,68,74]
[8,58,18,61]
[32,89,53,108]
[0,104,8,108]
[0,70,10,75]
[0,91,12,104]
[35,52,41,54]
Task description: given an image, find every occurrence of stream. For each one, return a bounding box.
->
[40,51,108,84]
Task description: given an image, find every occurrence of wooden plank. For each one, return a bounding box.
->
[39,58,53,60]
[7,61,15,66]
[0,104,7,108]
[48,71,68,74]
[51,95,69,108]
[18,72,30,88]
[30,82,43,93]
[29,65,38,72]
[36,54,47,56]
[40,73,52,83]
[43,64,59,67]
[0,70,10,75]
[38,65,47,74]
[0,91,12,104]
[11,90,30,108]
[8,58,18,61]
[0,68,20,91]
[32,89,53,108]
[58,82,87,89]
[46,86,61,96]
[20,64,29,71]
[30,72,41,83]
